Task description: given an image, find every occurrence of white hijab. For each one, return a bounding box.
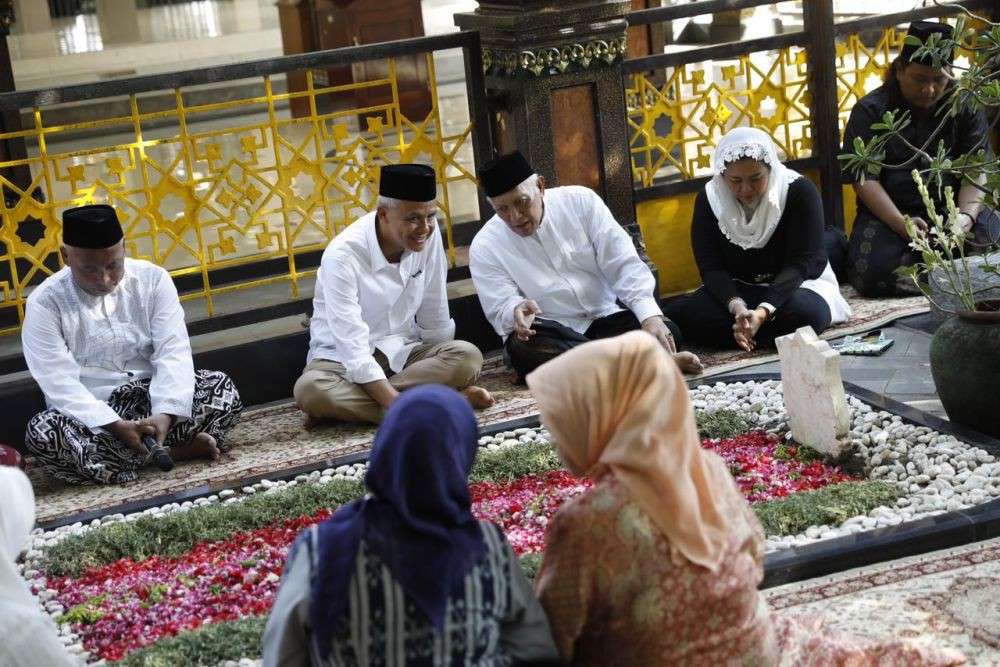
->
[0,467,37,609]
[705,127,801,250]
[0,467,78,666]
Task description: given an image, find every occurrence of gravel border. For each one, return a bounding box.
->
[18,380,1000,663]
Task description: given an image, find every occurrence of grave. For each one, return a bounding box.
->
[775,326,851,459]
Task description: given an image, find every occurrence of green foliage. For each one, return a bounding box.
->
[117,616,266,667]
[695,409,750,440]
[903,22,962,70]
[41,478,366,578]
[60,594,106,625]
[773,443,824,464]
[469,439,563,484]
[519,553,544,581]
[753,481,902,536]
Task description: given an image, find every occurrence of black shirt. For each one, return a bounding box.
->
[691,176,828,310]
[841,81,992,218]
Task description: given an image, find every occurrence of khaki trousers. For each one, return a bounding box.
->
[293,340,483,424]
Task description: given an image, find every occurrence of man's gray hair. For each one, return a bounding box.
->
[376,195,402,210]
[486,172,540,207]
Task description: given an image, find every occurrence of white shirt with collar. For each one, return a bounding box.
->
[469,185,662,338]
[307,211,455,384]
[21,258,195,430]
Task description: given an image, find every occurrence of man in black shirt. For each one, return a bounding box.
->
[842,20,997,297]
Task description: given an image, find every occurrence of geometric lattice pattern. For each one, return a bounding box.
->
[628,21,985,188]
[626,46,813,186]
[0,54,477,335]
[834,28,905,134]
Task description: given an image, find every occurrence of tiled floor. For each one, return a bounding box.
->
[727,319,947,418]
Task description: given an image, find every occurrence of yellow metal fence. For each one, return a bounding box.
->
[0,42,481,335]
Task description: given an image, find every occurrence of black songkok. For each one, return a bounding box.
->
[479,151,536,198]
[378,164,437,202]
[901,21,955,66]
[62,204,124,249]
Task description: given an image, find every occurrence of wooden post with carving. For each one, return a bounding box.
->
[803,0,844,230]
[455,0,637,232]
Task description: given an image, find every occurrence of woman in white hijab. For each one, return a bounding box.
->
[0,467,80,666]
[665,127,851,351]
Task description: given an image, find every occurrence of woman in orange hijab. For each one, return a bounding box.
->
[527,331,963,666]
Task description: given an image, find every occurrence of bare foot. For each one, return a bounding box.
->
[461,385,495,410]
[171,432,221,462]
[673,351,704,375]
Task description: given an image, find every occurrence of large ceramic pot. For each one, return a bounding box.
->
[930,299,1000,437]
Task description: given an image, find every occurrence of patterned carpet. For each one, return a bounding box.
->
[766,537,1000,666]
[30,287,927,523]
[29,357,536,523]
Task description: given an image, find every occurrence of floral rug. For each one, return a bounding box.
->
[765,536,1000,666]
[29,287,927,524]
[29,357,535,524]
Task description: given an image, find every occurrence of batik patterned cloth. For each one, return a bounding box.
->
[25,370,242,484]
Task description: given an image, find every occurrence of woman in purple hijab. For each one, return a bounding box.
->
[262,385,558,666]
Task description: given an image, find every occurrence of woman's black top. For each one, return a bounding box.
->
[690,176,827,309]
[841,81,991,219]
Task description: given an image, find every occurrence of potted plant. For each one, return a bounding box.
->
[901,173,1000,436]
[841,10,1000,436]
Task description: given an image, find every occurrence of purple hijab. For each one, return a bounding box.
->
[306,385,487,660]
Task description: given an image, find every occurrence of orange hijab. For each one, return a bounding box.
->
[526,331,739,571]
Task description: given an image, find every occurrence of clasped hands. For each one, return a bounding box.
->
[729,298,768,352]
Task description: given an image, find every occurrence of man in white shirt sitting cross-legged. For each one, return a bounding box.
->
[22,204,243,484]
[294,164,494,424]
[470,151,703,381]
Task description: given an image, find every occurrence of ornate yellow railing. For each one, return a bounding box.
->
[627,45,813,186]
[0,33,488,335]
[629,21,985,188]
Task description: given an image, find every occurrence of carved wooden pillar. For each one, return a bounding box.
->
[455,0,638,233]
[0,0,32,200]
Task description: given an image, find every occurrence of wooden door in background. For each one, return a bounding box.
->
[346,0,432,122]
[278,0,431,121]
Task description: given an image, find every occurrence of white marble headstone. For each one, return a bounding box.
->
[775,326,851,458]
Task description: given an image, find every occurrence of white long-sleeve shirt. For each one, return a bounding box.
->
[306,211,455,384]
[21,258,195,429]
[469,185,662,338]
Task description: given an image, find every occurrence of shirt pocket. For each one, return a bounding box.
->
[401,270,426,311]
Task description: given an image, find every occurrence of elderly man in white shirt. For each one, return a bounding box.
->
[470,151,703,380]
[22,205,243,484]
[294,164,493,424]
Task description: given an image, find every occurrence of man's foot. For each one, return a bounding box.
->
[461,385,496,410]
[171,433,221,462]
[302,414,322,430]
[673,351,704,375]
